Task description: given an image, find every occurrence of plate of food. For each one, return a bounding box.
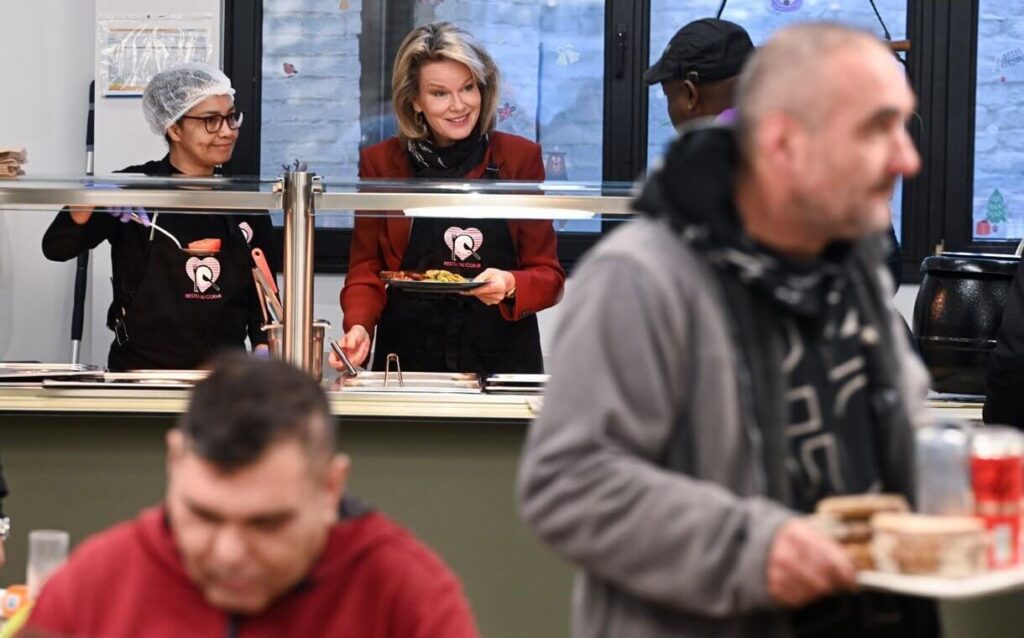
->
[380,270,486,292]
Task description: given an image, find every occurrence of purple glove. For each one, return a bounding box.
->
[84,182,150,227]
[108,206,150,227]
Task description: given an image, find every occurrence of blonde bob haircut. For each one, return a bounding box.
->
[392,22,500,144]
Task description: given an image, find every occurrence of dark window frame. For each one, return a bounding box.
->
[223,0,653,275]
[225,0,961,282]
[929,0,1015,258]
[901,0,1017,283]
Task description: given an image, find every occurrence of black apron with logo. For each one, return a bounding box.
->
[107,213,254,371]
[372,210,543,374]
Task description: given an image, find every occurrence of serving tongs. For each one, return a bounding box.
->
[329,339,359,377]
[383,353,403,387]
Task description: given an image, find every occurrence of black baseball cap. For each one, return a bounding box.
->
[644,18,755,86]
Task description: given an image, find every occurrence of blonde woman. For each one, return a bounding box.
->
[333,22,564,374]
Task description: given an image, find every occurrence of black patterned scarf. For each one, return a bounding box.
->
[407,128,489,179]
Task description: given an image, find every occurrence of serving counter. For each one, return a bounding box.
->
[1,175,633,638]
[0,384,539,420]
[0,385,562,638]
[0,176,1009,637]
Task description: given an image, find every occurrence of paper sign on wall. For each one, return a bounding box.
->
[97,14,213,97]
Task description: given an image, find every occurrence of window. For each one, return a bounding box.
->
[972,0,1024,242]
[645,0,908,238]
[258,0,605,233]
[230,0,949,277]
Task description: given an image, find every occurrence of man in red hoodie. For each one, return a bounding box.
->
[26,354,479,638]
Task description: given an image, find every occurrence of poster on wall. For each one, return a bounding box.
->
[97,14,213,97]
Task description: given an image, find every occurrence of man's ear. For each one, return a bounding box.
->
[756,113,804,176]
[323,453,351,515]
[166,429,186,477]
[682,80,700,112]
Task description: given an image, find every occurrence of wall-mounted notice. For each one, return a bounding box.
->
[98,14,213,97]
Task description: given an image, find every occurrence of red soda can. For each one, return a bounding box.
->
[971,427,1024,568]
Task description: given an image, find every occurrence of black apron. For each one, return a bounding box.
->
[372,185,543,374]
[107,213,255,371]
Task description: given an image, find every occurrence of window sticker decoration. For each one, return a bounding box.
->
[770,0,803,12]
[497,102,518,123]
[556,43,581,66]
[978,189,1009,237]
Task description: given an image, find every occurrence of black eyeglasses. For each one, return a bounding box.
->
[179,111,244,134]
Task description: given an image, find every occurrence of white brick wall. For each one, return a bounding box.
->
[261,0,364,181]
[974,1,1024,240]
[260,1,1024,243]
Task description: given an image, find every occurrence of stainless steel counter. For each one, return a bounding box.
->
[0,384,538,420]
[927,399,984,422]
[0,384,977,422]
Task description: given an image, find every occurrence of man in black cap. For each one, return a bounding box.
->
[645,18,755,127]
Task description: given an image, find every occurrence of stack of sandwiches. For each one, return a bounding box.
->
[812,493,989,578]
[0,147,26,178]
[813,494,910,571]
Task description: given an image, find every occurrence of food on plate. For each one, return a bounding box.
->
[187,238,222,253]
[813,493,910,571]
[380,269,468,284]
[816,494,910,520]
[870,513,988,578]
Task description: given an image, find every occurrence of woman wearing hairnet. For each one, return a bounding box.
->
[42,63,279,371]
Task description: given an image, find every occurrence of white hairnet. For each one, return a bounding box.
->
[141,62,236,136]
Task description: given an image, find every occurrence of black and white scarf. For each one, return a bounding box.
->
[407,130,489,179]
[634,124,914,511]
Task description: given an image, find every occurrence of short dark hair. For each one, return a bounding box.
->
[180,353,333,471]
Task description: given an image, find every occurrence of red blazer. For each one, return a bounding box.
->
[342,132,566,332]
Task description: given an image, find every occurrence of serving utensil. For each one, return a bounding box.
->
[127,213,217,256]
[330,338,359,377]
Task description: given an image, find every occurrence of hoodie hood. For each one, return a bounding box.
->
[135,505,405,600]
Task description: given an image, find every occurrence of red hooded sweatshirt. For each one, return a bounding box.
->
[26,507,479,638]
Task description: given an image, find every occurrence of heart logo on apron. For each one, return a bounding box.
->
[239,221,254,244]
[443,226,484,261]
[186,256,222,293]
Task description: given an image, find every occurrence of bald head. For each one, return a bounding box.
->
[735,23,894,151]
[730,22,919,258]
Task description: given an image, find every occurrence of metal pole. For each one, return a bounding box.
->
[282,171,316,372]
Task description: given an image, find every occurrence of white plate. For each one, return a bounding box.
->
[857,567,1024,600]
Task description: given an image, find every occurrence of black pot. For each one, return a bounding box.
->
[913,252,1020,395]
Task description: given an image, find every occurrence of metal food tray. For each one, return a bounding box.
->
[484,373,548,394]
[338,371,481,394]
[104,370,209,384]
[42,380,193,390]
[483,386,544,394]
[485,374,550,385]
[0,363,103,381]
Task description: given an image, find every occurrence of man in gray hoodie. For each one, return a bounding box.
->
[518,23,934,638]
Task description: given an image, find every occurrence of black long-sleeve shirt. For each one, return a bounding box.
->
[42,156,281,370]
[986,257,1024,426]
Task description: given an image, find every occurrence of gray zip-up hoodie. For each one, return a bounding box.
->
[516,129,931,638]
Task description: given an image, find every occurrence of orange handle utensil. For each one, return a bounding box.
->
[251,248,278,295]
